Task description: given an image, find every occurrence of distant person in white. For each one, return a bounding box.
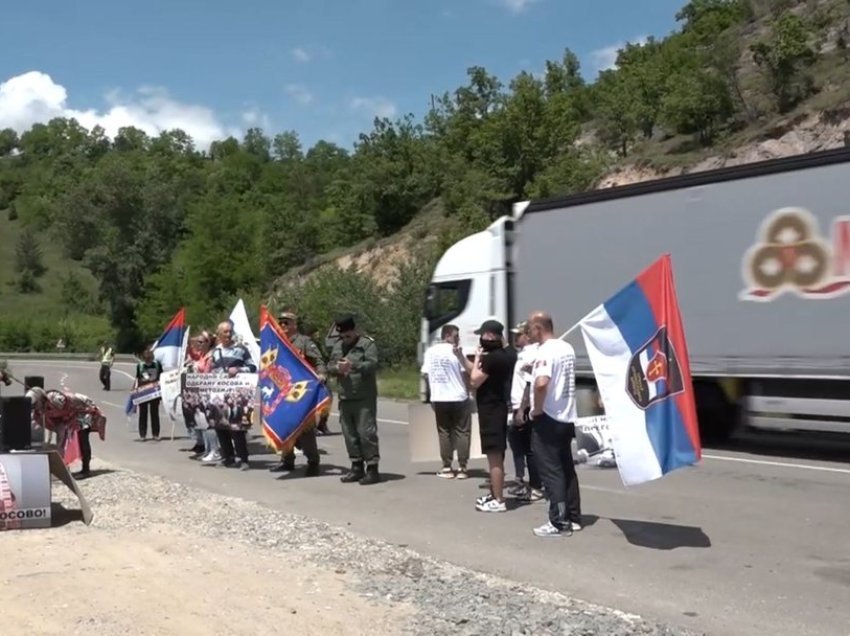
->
[527,311,583,538]
[421,324,471,479]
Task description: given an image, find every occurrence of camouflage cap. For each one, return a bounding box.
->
[510,320,529,335]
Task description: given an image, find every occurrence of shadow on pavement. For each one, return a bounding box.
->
[610,518,711,550]
[274,463,406,482]
[77,468,116,479]
[50,503,84,528]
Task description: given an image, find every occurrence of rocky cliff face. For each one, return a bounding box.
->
[599,107,850,188]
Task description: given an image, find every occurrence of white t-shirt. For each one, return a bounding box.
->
[510,343,539,410]
[421,342,469,403]
[531,338,576,423]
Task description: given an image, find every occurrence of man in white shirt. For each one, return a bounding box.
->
[421,324,471,478]
[508,321,543,501]
[527,311,582,538]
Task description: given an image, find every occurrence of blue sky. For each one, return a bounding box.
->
[0,0,687,151]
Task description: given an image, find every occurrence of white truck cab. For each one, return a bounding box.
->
[419,216,514,364]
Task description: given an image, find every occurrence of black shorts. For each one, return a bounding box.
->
[477,402,508,454]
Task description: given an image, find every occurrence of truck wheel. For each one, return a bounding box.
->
[694,381,739,444]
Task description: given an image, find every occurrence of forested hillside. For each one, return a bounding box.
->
[1,0,849,365]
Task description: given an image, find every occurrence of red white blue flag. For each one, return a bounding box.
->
[152,307,188,371]
[578,254,701,486]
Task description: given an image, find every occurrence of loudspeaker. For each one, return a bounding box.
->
[0,396,33,451]
[24,376,44,389]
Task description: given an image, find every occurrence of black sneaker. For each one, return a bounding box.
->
[305,462,320,477]
[359,465,381,485]
[340,462,365,483]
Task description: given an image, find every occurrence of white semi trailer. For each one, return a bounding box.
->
[420,147,850,441]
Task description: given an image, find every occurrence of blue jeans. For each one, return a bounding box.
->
[531,414,581,529]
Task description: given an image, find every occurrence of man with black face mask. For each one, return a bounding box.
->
[455,319,516,512]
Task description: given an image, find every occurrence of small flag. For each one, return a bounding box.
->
[578,254,701,486]
[152,308,188,371]
[258,306,331,454]
[229,298,261,368]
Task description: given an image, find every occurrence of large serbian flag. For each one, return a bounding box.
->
[152,308,188,371]
[578,254,701,486]
[258,306,331,454]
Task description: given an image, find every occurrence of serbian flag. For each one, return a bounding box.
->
[578,254,701,486]
[152,308,187,371]
[258,306,331,454]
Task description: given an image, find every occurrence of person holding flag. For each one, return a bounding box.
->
[258,307,331,476]
[268,309,327,476]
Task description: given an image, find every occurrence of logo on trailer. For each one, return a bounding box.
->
[626,326,684,410]
[739,207,850,301]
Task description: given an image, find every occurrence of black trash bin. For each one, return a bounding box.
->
[24,375,44,390]
[0,396,33,451]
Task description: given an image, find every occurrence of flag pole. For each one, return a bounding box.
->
[558,308,594,341]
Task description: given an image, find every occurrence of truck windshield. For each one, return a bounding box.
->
[424,280,471,332]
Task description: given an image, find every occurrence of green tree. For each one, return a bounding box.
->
[593,70,639,157]
[15,225,46,278]
[0,128,18,157]
[662,68,735,145]
[751,13,818,113]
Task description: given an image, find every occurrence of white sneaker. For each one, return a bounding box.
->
[436,467,455,479]
[476,498,506,513]
[475,493,494,507]
[570,521,583,532]
[201,451,221,464]
[533,521,567,537]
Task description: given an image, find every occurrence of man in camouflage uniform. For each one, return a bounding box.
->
[268,309,326,477]
[328,313,381,485]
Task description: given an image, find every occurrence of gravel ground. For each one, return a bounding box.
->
[16,461,702,636]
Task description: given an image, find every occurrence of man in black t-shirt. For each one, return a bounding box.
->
[455,319,516,513]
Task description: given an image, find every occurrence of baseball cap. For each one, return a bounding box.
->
[474,319,504,335]
[334,313,356,332]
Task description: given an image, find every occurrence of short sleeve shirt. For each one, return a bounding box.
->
[531,338,576,423]
[476,346,517,407]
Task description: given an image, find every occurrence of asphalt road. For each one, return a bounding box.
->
[7,360,850,636]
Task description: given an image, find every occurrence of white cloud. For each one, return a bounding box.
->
[497,0,540,14]
[284,83,314,105]
[292,47,311,63]
[0,70,237,150]
[241,108,271,129]
[350,96,397,119]
[589,35,649,73]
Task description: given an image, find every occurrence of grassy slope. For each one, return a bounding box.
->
[0,213,100,317]
[625,3,850,171]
